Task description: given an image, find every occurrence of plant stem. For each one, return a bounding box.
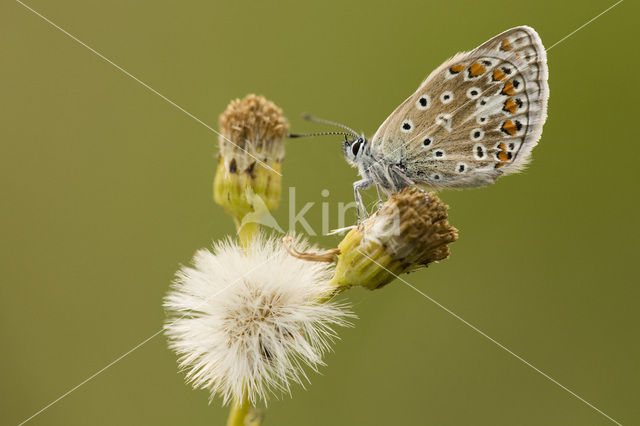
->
[226,395,252,426]
[237,221,259,247]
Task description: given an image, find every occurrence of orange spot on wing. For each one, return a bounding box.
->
[492,69,507,81]
[468,62,486,77]
[495,142,511,167]
[501,81,515,96]
[503,98,517,114]
[500,38,513,51]
[449,64,464,74]
[501,121,517,136]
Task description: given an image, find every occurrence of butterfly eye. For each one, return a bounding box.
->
[351,140,362,156]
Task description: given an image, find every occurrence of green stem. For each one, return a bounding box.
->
[228,215,259,425]
[226,396,252,426]
[237,221,259,247]
[314,275,348,304]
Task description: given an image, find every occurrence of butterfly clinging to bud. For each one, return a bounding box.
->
[293,26,549,217]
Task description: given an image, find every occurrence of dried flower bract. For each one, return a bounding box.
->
[330,188,458,291]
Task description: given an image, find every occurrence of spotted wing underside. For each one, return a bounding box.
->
[371,26,549,188]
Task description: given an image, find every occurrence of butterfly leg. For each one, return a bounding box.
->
[375,184,385,210]
[353,179,371,221]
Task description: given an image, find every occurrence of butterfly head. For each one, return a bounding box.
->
[289,114,372,167]
[343,136,368,166]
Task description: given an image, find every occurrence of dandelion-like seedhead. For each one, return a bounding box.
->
[164,233,353,405]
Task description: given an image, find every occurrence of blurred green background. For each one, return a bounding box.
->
[2,0,639,425]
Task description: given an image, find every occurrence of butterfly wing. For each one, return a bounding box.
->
[370,26,549,188]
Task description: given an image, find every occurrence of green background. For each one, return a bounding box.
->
[2,0,638,425]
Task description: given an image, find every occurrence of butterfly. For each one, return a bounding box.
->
[293,26,549,217]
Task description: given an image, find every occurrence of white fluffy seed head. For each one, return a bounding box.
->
[164,233,353,405]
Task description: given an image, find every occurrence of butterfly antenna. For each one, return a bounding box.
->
[302,114,360,138]
[288,131,353,139]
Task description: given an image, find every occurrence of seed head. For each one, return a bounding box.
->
[164,233,352,405]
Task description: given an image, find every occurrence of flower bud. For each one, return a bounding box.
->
[214,95,288,231]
